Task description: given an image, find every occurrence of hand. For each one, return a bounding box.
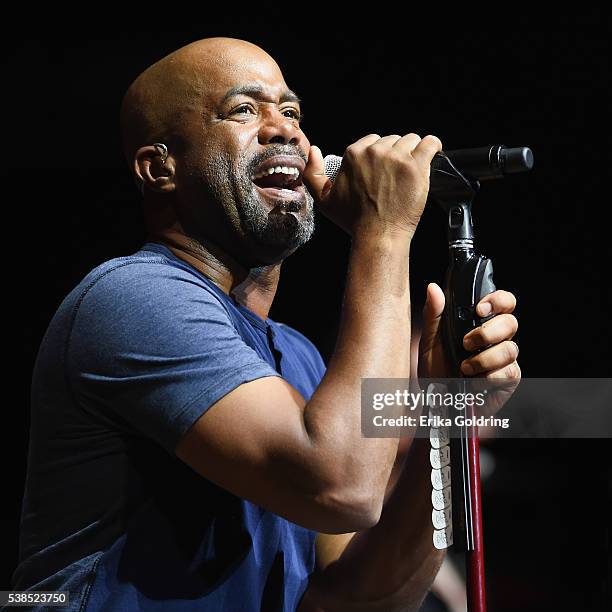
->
[302,134,442,238]
[418,283,521,397]
[459,289,520,380]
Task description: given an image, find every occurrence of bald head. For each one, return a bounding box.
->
[120,37,312,266]
[120,38,284,166]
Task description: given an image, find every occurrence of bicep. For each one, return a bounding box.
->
[176,375,330,526]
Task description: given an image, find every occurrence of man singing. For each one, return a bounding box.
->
[14,38,520,610]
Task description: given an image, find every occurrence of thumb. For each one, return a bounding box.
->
[302,145,332,203]
[420,282,445,350]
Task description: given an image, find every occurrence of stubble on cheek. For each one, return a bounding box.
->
[190,146,315,251]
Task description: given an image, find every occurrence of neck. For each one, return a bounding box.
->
[149,229,280,320]
[231,265,281,321]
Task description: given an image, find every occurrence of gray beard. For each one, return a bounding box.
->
[239,189,315,251]
[205,148,315,253]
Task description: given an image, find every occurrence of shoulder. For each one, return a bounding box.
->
[74,250,228,315]
[63,250,238,358]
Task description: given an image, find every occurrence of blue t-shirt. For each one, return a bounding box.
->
[14,242,326,611]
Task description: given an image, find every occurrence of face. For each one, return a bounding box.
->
[174,46,314,266]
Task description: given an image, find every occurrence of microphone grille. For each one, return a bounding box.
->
[323,154,343,182]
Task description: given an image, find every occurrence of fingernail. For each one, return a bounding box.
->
[461,361,473,375]
[478,302,492,316]
[464,337,474,351]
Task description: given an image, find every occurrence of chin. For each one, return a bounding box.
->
[239,202,312,261]
[241,226,310,267]
[246,238,305,267]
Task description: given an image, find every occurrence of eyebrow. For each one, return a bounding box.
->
[220,85,301,105]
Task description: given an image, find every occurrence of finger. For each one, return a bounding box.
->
[302,145,332,203]
[420,282,445,353]
[480,361,522,380]
[476,290,517,317]
[369,134,403,149]
[387,132,423,158]
[461,341,519,376]
[410,134,444,167]
[344,134,382,159]
[463,313,518,351]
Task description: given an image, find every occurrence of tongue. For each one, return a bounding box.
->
[254,173,295,190]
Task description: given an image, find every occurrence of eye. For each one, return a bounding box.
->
[231,104,256,116]
[282,107,303,122]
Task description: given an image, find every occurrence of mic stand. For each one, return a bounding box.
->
[430,154,497,612]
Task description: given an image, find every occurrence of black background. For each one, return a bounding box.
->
[6,15,611,611]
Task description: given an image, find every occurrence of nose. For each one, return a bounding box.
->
[257,109,303,146]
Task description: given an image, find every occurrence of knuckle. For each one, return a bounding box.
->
[506,362,521,379]
[462,358,477,375]
[495,290,516,311]
[504,341,517,363]
[492,289,505,303]
[344,145,358,161]
[492,314,516,338]
[346,135,381,158]
[514,362,522,378]
[478,324,492,345]
[505,314,519,334]
[366,146,384,162]
[507,291,517,310]
[423,134,443,149]
[470,355,483,371]
[372,135,401,147]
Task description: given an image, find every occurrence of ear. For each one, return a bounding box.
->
[134,145,176,193]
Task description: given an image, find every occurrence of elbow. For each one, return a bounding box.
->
[302,452,390,532]
[295,447,390,532]
[312,483,384,533]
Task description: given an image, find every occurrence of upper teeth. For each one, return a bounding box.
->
[253,166,300,180]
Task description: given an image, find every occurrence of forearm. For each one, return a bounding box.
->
[304,437,444,611]
[303,229,412,516]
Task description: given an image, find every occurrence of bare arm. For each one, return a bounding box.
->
[176,133,443,533]
[299,437,444,611]
[299,289,520,610]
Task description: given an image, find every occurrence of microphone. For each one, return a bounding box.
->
[323,145,534,195]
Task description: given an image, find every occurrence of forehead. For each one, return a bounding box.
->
[193,47,292,103]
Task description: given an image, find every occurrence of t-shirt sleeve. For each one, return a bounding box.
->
[67,262,280,453]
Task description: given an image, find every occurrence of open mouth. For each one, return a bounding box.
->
[251,156,305,203]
